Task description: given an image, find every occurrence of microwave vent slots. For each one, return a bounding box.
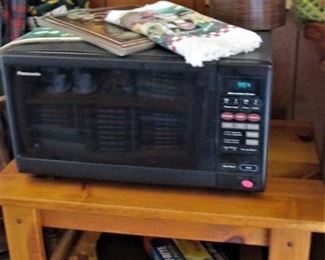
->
[140,111,185,149]
[96,107,139,152]
[29,104,76,127]
[137,72,184,101]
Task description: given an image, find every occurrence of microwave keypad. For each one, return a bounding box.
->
[222,97,261,111]
[220,123,260,153]
[218,88,264,179]
[219,95,262,155]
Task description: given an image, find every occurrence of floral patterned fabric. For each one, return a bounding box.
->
[106,1,262,67]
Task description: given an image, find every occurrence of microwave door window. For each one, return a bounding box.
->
[18,67,211,170]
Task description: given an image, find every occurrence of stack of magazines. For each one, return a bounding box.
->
[37,7,155,56]
[0,6,155,55]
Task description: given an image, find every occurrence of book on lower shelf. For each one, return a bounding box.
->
[57,232,241,260]
[144,238,230,260]
[37,7,155,56]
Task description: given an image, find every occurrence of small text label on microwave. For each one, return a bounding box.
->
[16,71,42,77]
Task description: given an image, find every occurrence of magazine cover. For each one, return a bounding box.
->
[38,7,155,56]
[0,26,82,54]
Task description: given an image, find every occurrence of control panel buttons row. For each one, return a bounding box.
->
[220,163,259,172]
[239,147,258,153]
[245,139,259,146]
[223,138,241,145]
[221,112,261,122]
[235,113,247,121]
[246,131,259,138]
[223,97,261,107]
[223,130,243,137]
[220,112,234,121]
[222,146,239,152]
[222,105,261,112]
[222,97,261,111]
[239,164,259,172]
[222,138,259,146]
[221,122,260,130]
[220,163,237,170]
[221,146,258,153]
[247,113,261,122]
[222,105,240,110]
[222,130,259,139]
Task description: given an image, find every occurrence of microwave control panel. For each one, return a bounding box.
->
[217,68,270,191]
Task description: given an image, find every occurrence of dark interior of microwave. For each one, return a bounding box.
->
[11,66,217,170]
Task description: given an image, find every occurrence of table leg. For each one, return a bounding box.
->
[268,228,312,260]
[2,206,46,260]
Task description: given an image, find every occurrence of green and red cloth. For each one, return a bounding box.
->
[106,1,262,67]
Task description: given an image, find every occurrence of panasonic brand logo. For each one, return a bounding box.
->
[16,71,42,77]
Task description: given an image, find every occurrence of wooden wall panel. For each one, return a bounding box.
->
[294,32,325,158]
[271,13,298,119]
[322,131,325,179]
[195,0,209,15]
[89,0,106,7]
[195,0,293,16]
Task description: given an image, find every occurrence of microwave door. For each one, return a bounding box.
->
[13,66,216,172]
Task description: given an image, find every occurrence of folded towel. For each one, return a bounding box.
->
[105,1,262,67]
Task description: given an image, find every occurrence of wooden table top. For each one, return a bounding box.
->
[0,161,324,233]
[268,120,320,179]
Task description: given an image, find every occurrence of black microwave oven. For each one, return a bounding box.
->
[0,32,272,191]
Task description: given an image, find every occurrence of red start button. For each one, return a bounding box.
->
[241,179,254,189]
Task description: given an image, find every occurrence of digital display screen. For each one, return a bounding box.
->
[226,78,258,94]
[237,81,253,90]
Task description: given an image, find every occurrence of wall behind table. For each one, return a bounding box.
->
[294,29,325,159]
[270,7,324,162]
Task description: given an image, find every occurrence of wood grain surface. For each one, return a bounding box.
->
[209,0,286,30]
[0,161,324,233]
[269,229,312,260]
[295,25,325,157]
[2,206,46,260]
[268,120,320,178]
